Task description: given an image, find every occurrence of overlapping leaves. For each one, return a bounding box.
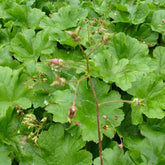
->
[15,124,92,165]
[0,0,165,164]
[10,29,54,62]
[128,73,165,124]
[92,32,153,90]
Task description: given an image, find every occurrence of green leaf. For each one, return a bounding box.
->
[0,67,31,117]
[16,124,92,165]
[92,32,152,90]
[0,45,20,68]
[40,5,88,30]
[0,1,14,19]
[0,107,21,145]
[128,73,165,125]
[8,5,45,29]
[0,145,12,165]
[49,28,78,47]
[153,46,165,78]
[109,3,150,24]
[151,10,165,33]
[126,24,158,47]
[10,29,54,62]
[94,145,134,165]
[124,121,165,164]
[72,79,124,142]
[45,90,74,123]
[38,125,92,165]
[131,4,150,24]
[23,60,56,108]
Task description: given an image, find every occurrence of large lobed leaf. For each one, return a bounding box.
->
[92,32,153,90]
[10,29,54,62]
[124,120,165,164]
[15,124,92,165]
[128,73,165,125]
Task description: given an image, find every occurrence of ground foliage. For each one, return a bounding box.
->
[0,0,165,164]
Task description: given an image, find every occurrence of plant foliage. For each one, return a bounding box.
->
[0,0,165,164]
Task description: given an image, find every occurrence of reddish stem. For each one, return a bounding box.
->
[62,65,85,72]
[78,43,103,165]
[73,76,88,106]
[88,76,103,165]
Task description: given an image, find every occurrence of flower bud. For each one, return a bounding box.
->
[32,136,38,143]
[75,121,81,126]
[133,98,140,106]
[28,85,34,90]
[40,72,45,76]
[49,58,63,66]
[102,33,113,43]
[65,31,76,36]
[118,143,123,149]
[68,105,77,123]
[50,81,60,86]
[102,115,107,120]
[58,77,66,86]
[43,78,47,82]
[41,117,47,122]
[114,115,118,120]
[103,125,108,131]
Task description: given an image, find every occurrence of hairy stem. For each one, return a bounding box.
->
[88,76,103,165]
[87,39,104,57]
[78,43,103,165]
[39,81,48,94]
[62,65,85,72]
[99,100,133,106]
[73,81,80,106]
[72,76,88,106]
[64,61,86,66]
